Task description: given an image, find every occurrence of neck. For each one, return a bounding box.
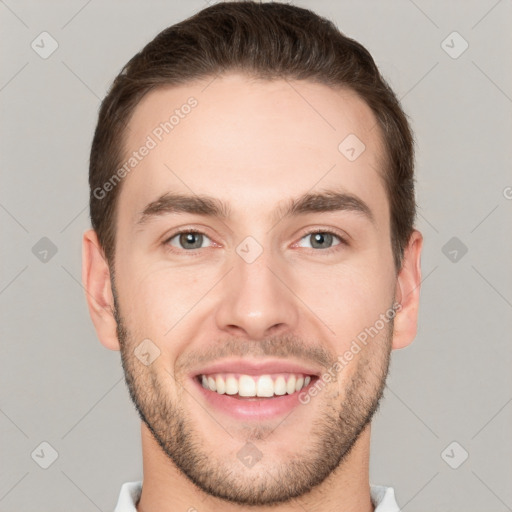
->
[136,422,375,512]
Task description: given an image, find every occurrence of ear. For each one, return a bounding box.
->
[82,229,120,351]
[392,229,423,350]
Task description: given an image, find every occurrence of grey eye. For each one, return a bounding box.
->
[298,232,341,250]
[169,232,211,250]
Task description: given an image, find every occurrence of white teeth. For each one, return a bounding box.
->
[238,375,256,397]
[274,376,287,395]
[225,375,238,395]
[257,375,275,397]
[200,373,312,397]
[286,375,296,395]
[215,375,226,394]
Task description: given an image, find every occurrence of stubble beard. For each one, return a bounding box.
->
[113,291,393,506]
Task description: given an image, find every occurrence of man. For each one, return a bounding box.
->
[82,2,422,511]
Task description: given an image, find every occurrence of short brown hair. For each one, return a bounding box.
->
[89,1,416,273]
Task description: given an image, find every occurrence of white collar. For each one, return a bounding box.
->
[114,481,400,511]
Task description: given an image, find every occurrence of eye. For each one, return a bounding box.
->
[297,230,344,250]
[166,230,212,250]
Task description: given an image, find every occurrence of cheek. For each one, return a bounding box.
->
[115,262,213,339]
[296,263,393,343]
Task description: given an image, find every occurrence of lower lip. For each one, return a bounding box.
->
[192,376,316,421]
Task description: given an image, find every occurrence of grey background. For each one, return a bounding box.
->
[1,0,511,510]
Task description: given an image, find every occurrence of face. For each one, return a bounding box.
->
[108,73,401,505]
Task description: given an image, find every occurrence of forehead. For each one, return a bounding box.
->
[119,73,389,228]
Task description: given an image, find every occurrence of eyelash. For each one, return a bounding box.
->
[162,227,348,255]
[298,229,348,253]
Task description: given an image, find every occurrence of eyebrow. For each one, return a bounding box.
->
[135,188,375,227]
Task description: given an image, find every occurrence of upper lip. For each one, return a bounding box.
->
[191,358,322,378]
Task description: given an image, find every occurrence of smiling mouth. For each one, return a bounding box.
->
[195,372,316,399]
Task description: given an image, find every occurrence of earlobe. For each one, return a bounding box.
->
[392,230,423,350]
[81,229,120,351]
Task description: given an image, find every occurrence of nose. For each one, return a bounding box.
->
[214,249,300,340]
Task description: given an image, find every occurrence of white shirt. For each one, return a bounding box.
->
[113,481,401,511]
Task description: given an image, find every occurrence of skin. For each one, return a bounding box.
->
[82,73,422,512]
